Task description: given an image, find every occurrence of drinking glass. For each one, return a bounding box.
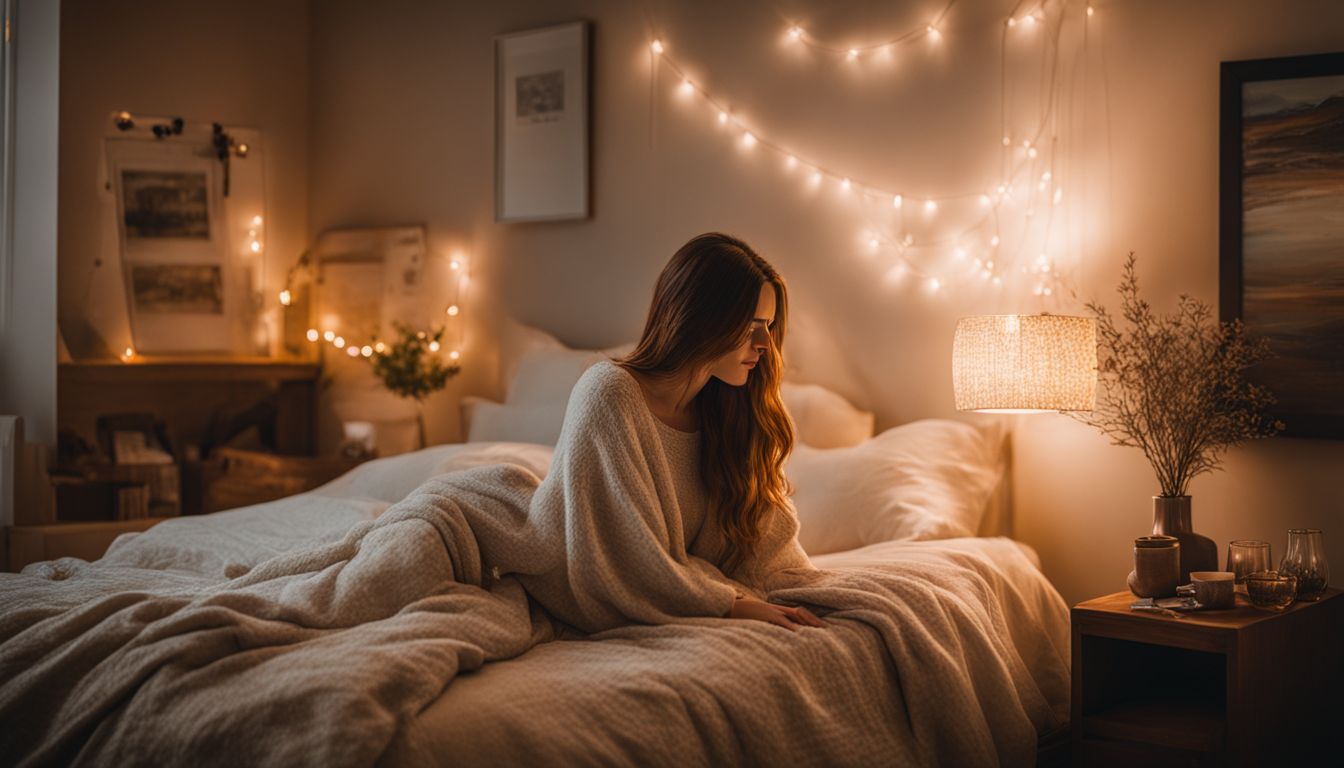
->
[1226,540,1272,591]
[1280,529,1330,601]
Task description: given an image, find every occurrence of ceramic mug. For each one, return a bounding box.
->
[1176,571,1235,609]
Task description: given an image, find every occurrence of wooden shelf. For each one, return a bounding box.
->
[59,357,320,384]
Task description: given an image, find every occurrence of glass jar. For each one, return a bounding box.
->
[1279,529,1329,602]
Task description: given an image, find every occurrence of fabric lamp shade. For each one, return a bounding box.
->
[952,314,1097,413]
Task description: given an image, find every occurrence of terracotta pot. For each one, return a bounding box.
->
[1151,495,1217,584]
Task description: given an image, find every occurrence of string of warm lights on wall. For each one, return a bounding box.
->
[298,255,468,365]
[648,0,1094,297]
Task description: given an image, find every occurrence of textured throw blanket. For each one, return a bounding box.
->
[0,365,1064,766]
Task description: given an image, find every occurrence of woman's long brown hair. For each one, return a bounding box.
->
[618,233,793,573]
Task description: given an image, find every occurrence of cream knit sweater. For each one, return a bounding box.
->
[466,361,816,633]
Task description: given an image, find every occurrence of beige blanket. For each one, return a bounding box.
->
[0,365,1065,766]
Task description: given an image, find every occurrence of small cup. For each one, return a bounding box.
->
[1226,540,1272,590]
[1176,571,1236,609]
[1245,570,1297,611]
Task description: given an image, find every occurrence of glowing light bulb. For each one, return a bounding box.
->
[985,260,995,270]
[741,131,756,148]
[450,260,462,271]
[278,289,292,306]
[926,25,940,39]
[374,341,386,353]
[788,26,803,41]
[1002,136,1011,146]
[868,238,880,251]
[892,194,903,208]
[990,235,1000,247]
[346,345,360,357]
[449,350,461,361]
[809,170,822,186]
[840,178,852,192]
[250,240,262,253]
[122,346,135,361]
[323,330,335,342]
[979,194,991,207]
[1027,146,1038,158]
[923,199,937,214]
[784,154,797,170]
[334,336,346,349]
[446,304,460,316]
[306,328,319,342]
[650,39,664,55]
[361,345,373,357]
[679,79,694,96]
[927,277,941,292]
[1024,14,1036,27]
[847,48,859,61]
[1008,17,1017,28]
[1087,5,1094,17]
[251,215,263,227]
[718,110,728,125]
[428,340,440,352]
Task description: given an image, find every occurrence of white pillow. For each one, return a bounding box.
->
[786,419,1006,556]
[466,400,568,446]
[781,382,874,448]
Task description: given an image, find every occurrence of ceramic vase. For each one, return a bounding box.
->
[1151,495,1217,584]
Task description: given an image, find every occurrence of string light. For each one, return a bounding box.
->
[647,4,1077,298]
[428,340,440,352]
[449,350,460,361]
[323,330,335,342]
[446,304,459,316]
[361,345,373,357]
[650,39,664,55]
[278,289,292,306]
[346,345,360,357]
[333,336,346,349]
[122,346,135,361]
[306,328,319,342]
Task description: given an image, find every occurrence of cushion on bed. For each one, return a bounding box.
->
[787,418,1007,556]
[467,322,873,448]
[780,382,874,448]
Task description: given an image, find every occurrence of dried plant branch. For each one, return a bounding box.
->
[1071,254,1284,496]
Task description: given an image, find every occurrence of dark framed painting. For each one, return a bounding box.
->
[1220,52,1344,440]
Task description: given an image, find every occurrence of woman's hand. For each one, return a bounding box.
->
[728,596,827,630]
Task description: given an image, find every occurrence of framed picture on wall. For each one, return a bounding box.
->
[1220,51,1344,440]
[111,151,233,353]
[495,21,590,222]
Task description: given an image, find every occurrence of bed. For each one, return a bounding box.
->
[0,330,1071,767]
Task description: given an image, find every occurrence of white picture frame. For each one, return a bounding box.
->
[112,147,232,353]
[495,21,590,222]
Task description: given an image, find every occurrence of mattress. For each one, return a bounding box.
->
[384,536,1069,766]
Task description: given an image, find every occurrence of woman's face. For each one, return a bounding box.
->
[707,283,776,387]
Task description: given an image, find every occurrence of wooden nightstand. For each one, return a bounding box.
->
[2,517,170,572]
[1071,589,1343,766]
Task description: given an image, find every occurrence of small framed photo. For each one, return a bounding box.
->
[1219,51,1344,439]
[495,21,591,222]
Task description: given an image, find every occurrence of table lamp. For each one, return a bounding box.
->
[952,314,1097,413]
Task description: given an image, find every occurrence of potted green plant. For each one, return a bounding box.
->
[1074,254,1284,582]
[369,323,460,449]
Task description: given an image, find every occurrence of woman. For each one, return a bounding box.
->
[489,232,825,634]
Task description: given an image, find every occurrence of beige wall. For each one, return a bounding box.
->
[309,0,1344,604]
[58,0,309,358]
